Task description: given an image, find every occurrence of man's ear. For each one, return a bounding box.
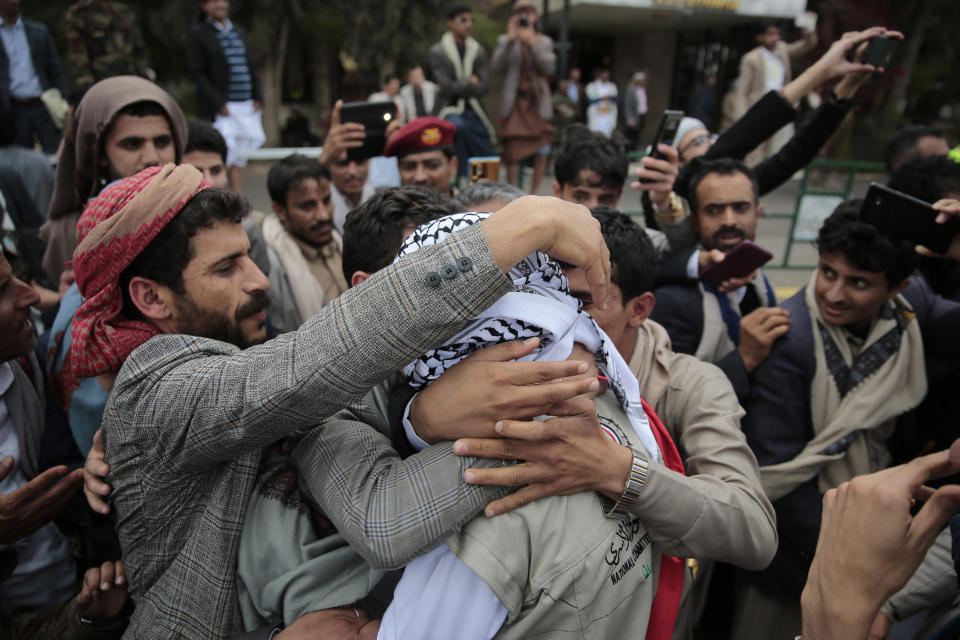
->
[756,201,764,219]
[888,277,910,299]
[448,155,458,180]
[552,180,562,197]
[128,277,174,324]
[350,270,371,288]
[271,202,289,226]
[627,292,656,327]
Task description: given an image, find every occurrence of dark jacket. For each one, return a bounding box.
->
[0,166,48,286]
[741,280,960,598]
[185,20,262,121]
[0,18,66,111]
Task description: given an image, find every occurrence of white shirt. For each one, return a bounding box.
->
[759,47,785,93]
[0,17,43,99]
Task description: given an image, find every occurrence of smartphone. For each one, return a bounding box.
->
[863,36,899,68]
[861,183,960,255]
[469,156,500,185]
[640,110,684,183]
[518,15,529,27]
[701,240,773,286]
[339,100,398,162]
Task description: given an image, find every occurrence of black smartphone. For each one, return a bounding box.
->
[863,36,899,68]
[518,15,529,27]
[339,100,398,162]
[861,183,960,255]
[701,240,773,286]
[640,110,684,183]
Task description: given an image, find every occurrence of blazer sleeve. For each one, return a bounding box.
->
[108,223,513,476]
[489,35,511,74]
[786,31,818,60]
[753,99,850,195]
[292,394,508,570]
[636,355,777,569]
[706,90,798,164]
[186,25,225,116]
[649,284,703,356]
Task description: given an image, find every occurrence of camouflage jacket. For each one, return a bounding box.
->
[64,0,150,92]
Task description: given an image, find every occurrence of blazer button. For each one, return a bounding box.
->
[440,264,458,280]
[424,271,442,287]
[456,256,474,272]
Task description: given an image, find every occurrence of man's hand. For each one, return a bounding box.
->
[738,307,790,373]
[84,429,112,515]
[75,561,128,621]
[631,144,680,209]
[217,105,230,117]
[410,337,598,443]
[479,195,610,309]
[0,457,83,544]
[917,199,960,260]
[801,440,960,640]
[318,100,366,167]
[452,395,633,516]
[275,606,377,640]
[697,249,756,292]
[470,74,480,85]
[781,27,903,105]
[253,100,262,112]
[867,611,892,640]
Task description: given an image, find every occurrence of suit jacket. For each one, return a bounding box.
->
[102,224,513,639]
[0,18,66,111]
[489,33,555,121]
[428,35,489,113]
[741,280,960,597]
[185,20,262,121]
[731,32,816,120]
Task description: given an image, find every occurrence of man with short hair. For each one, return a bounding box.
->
[731,16,817,162]
[451,181,524,213]
[0,0,66,153]
[385,116,458,199]
[187,0,264,193]
[584,68,617,138]
[317,101,376,233]
[398,65,438,123]
[552,124,675,252]
[184,119,228,190]
[428,3,496,179]
[261,154,346,333]
[651,158,789,401]
[735,202,960,640]
[885,124,951,174]
[562,207,776,638]
[83,163,609,638]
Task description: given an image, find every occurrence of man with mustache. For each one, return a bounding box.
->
[651,158,789,400]
[385,116,459,200]
[261,153,346,333]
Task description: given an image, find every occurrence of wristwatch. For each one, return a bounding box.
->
[604,448,649,518]
[651,191,688,224]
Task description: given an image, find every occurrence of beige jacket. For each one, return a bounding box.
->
[627,320,776,568]
[732,33,817,120]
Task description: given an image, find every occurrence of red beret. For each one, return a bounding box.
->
[384,117,456,157]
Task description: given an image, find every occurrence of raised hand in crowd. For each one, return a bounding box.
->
[0,456,83,544]
[632,143,681,210]
[737,307,791,373]
[918,198,960,259]
[696,249,757,293]
[782,26,904,105]
[75,560,129,621]
[801,440,960,640]
[318,100,366,167]
[409,337,597,443]
[84,429,113,516]
[506,13,538,46]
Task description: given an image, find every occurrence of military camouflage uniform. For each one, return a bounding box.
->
[64,0,150,92]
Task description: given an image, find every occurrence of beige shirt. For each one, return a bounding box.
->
[291,234,348,302]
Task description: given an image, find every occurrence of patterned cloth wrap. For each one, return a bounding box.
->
[395,211,660,461]
[69,164,207,382]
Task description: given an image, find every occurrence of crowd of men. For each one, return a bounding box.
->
[3,1,960,640]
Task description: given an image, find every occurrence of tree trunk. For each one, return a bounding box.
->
[888,0,936,116]
[260,16,290,145]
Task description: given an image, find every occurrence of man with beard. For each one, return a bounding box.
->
[260,154,346,333]
[78,162,611,638]
[317,100,375,233]
[651,158,789,400]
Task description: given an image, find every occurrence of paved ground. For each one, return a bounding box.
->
[238,159,883,301]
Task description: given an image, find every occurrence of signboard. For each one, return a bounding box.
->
[792,194,845,241]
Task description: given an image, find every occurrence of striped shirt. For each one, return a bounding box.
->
[209,17,252,102]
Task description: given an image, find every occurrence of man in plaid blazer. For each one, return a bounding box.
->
[78,165,609,639]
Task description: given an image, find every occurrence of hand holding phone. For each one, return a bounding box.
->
[861,183,960,256]
[339,101,398,162]
[640,110,684,184]
[701,240,773,287]
[863,35,899,68]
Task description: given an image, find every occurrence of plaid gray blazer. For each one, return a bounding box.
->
[102,225,512,639]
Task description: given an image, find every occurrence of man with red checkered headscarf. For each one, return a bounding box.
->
[69,160,617,639]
